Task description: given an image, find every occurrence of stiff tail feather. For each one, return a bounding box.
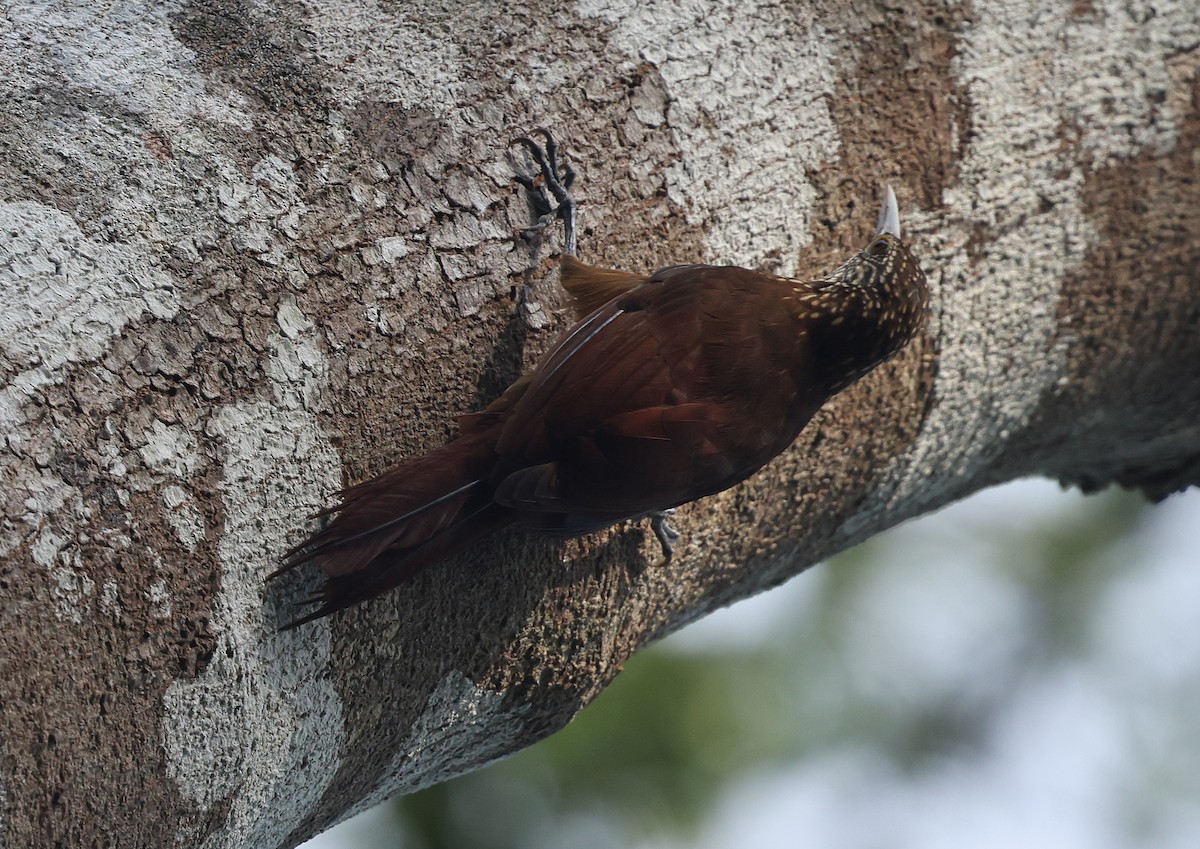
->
[558,255,647,319]
[273,427,510,626]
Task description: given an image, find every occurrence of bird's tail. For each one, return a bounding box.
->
[273,426,510,627]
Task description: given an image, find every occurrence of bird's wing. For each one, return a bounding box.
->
[492,265,797,525]
[458,259,671,437]
[495,265,712,457]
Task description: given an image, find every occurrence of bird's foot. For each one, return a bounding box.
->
[511,127,578,257]
[648,509,680,568]
[511,129,577,327]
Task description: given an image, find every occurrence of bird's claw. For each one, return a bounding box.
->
[648,509,680,568]
[511,128,577,257]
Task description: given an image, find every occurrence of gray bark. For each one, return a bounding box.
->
[1,1,1198,846]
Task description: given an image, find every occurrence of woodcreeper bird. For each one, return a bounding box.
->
[274,131,929,627]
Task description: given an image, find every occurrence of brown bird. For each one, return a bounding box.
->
[274,137,929,627]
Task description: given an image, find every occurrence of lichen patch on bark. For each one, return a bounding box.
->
[579,0,841,274]
[873,2,1200,515]
[163,387,344,849]
[1007,43,1200,496]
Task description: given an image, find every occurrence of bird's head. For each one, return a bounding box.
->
[824,186,925,303]
[807,185,930,392]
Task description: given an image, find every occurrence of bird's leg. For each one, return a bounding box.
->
[648,509,680,567]
[511,128,578,327]
[512,128,577,255]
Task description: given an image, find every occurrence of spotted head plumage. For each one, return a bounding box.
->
[799,186,930,393]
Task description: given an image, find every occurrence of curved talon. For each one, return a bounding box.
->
[511,128,578,257]
[510,137,548,171]
[511,134,572,202]
[531,127,576,196]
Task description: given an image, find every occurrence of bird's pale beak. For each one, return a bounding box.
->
[874,185,901,239]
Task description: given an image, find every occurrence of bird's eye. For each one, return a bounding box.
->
[869,238,890,258]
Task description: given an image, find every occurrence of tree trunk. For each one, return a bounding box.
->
[2,1,1197,846]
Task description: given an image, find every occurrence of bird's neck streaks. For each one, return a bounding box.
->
[788,244,929,396]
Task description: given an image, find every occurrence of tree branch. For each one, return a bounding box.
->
[1,1,1197,847]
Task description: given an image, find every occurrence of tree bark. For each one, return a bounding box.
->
[1,1,1198,846]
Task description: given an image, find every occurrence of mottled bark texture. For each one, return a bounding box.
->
[1,1,1197,846]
